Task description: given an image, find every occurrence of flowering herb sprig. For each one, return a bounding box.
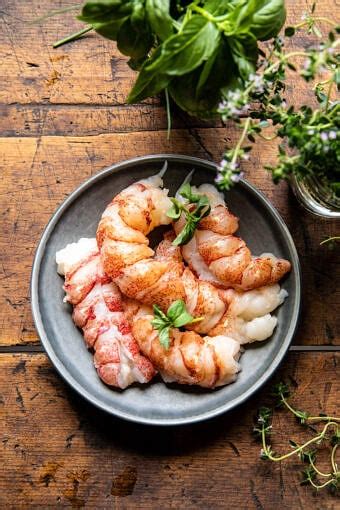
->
[216,5,339,193]
[254,381,340,493]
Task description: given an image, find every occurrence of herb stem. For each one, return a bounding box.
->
[164,88,171,141]
[309,477,336,490]
[309,458,332,478]
[53,25,93,49]
[307,416,340,422]
[262,422,338,462]
[31,4,80,24]
[320,236,340,246]
[325,79,334,112]
[258,132,277,141]
[280,393,340,424]
[232,118,251,166]
[294,17,338,30]
[280,395,303,419]
[331,444,338,473]
[190,5,216,22]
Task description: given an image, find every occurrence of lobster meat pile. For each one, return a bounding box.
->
[56,167,291,390]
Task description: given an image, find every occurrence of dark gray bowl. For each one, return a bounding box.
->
[31,154,301,426]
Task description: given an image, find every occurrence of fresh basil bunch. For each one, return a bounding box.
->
[76,0,286,116]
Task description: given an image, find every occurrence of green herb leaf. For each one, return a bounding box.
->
[226,0,286,41]
[117,17,153,59]
[167,198,183,220]
[151,299,201,349]
[172,221,197,246]
[159,326,171,349]
[152,304,169,324]
[167,184,211,246]
[146,0,173,41]
[331,429,340,446]
[166,299,186,321]
[178,182,201,203]
[148,15,221,76]
[127,46,172,103]
[93,19,126,40]
[299,449,317,464]
[228,36,258,80]
[300,466,317,486]
[128,14,220,102]
[295,410,310,424]
[173,311,196,328]
[79,0,132,24]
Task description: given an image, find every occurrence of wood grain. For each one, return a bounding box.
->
[1,0,339,506]
[0,352,338,509]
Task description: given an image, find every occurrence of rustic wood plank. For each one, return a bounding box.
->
[0,104,218,137]
[0,352,338,508]
[0,0,336,106]
[0,132,339,346]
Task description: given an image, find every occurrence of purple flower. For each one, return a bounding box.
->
[231,171,244,183]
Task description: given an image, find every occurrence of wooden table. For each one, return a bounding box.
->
[1,1,339,508]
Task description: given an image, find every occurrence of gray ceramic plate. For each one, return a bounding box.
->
[31,154,301,426]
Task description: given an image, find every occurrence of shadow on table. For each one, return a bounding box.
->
[62,377,275,457]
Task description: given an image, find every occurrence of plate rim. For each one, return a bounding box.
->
[31,154,301,426]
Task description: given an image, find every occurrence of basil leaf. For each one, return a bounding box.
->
[93,19,127,40]
[159,326,170,349]
[179,183,201,203]
[147,15,221,76]
[173,311,194,328]
[196,47,219,97]
[228,35,258,79]
[196,194,210,210]
[169,40,240,117]
[203,0,233,16]
[151,299,203,349]
[146,0,173,41]
[79,0,132,23]
[129,14,221,102]
[227,0,286,42]
[151,317,167,330]
[166,198,183,220]
[172,221,196,246]
[167,299,186,322]
[128,46,173,102]
[127,55,148,71]
[246,0,286,41]
[152,304,169,323]
[117,17,153,58]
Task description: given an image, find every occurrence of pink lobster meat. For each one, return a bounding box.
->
[56,238,156,389]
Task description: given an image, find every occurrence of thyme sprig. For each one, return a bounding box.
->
[216,4,339,194]
[254,381,339,493]
[320,236,340,248]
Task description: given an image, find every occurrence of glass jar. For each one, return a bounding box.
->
[291,175,340,219]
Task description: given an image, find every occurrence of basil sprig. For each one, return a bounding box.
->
[151,299,203,349]
[55,1,285,117]
[167,183,211,246]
